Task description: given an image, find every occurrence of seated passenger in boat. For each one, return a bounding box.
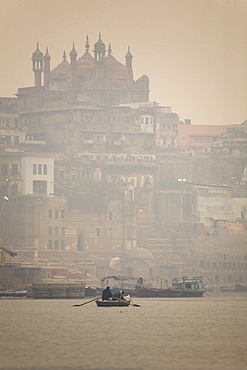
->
[112,289,125,300]
[102,286,113,300]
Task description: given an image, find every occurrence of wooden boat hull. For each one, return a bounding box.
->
[136,287,182,298]
[234,284,247,292]
[180,290,204,297]
[96,300,130,307]
[85,287,98,297]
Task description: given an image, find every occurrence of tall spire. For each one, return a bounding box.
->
[85,35,90,52]
[125,46,133,79]
[108,43,112,56]
[44,47,51,88]
[70,43,77,89]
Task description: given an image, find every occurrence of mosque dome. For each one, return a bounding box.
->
[77,52,96,77]
[125,248,154,261]
[104,55,129,79]
[50,52,70,79]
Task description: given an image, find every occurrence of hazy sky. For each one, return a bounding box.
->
[0,0,246,125]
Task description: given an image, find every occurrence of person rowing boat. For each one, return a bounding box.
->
[101,286,113,300]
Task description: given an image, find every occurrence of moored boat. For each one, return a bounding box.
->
[136,287,182,298]
[234,284,247,292]
[85,286,98,297]
[172,276,204,297]
[0,290,27,298]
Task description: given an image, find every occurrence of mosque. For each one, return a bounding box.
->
[31,33,149,106]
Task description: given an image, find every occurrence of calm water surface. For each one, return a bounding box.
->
[1,293,246,370]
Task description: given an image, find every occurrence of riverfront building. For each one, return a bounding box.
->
[0,34,246,288]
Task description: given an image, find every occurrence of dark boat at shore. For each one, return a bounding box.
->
[234,284,247,292]
[136,287,182,298]
[220,284,247,293]
[0,290,27,298]
[85,286,98,297]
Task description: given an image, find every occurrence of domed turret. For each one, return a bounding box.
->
[32,42,43,60]
[32,42,44,87]
[69,42,78,59]
[93,33,106,64]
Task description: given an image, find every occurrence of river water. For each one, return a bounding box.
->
[0,293,246,370]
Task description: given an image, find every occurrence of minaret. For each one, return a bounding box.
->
[93,33,106,80]
[93,33,106,64]
[125,46,133,79]
[43,47,51,88]
[69,42,77,89]
[32,42,44,87]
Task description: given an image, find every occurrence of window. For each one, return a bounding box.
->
[55,210,58,219]
[97,228,100,236]
[33,164,37,175]
[2,164,7,176]
[48,240,53,249]
[61,210,65,219]
[109,211,113,221]
[55,227,58,236]
[33,180,47,194]
[38,164,42,175]
[199,188,208,197]
[54,240,59,249]
[14,136,19,145]
[60,169,64,179]
[14,119,19,128]
[5,136,11,145]
[48,210,52,218]
[61,240,65,250]
[61,227,65,236]
[43,165,47,175]
[12,164,18,176]
[6,119,10,127]
[49,227,52,236]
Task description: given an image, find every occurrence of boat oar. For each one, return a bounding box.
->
[73,297,98,307]
[114,296,141,307]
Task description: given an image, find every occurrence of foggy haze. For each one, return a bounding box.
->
[0,0,246,125]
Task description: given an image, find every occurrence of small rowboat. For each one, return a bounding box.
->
[96,299,130,307]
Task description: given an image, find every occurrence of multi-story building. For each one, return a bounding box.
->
[0,34,246,283]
